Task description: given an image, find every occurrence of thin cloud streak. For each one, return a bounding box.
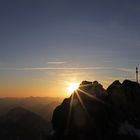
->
[0,67,136,72]
[0,67,116,71]
[47,61,66,64]
[117,68,134,73]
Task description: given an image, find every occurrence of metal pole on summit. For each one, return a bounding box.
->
[136,67,138,83]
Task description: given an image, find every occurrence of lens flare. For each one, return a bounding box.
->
[67,82,79,93]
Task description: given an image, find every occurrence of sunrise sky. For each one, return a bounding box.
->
[0,0,140,97]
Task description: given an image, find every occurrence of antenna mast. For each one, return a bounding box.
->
[136,67,138,83]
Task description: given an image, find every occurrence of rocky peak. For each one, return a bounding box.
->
[52,80,140,140]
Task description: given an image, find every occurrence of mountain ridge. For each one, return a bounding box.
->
[52,80,140,140]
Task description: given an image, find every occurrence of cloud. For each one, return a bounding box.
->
[0,66,115,71]
[0,67,136,74]
[103,60,112,63]
[117,68,134,73]
[47,61,66,64]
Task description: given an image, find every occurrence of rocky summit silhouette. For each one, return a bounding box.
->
[52,80,140,140]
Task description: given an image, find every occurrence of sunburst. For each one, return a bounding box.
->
[67,82,79,94]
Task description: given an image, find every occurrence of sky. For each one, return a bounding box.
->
[0,0,140,97]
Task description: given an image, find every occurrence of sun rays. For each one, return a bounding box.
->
[65,93,74,135]
[65,83,107,133]
[75,90,91,120]
[67,82,79,94]
[77,88,106,104]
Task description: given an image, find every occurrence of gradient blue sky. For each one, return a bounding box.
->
[0,0,140,97]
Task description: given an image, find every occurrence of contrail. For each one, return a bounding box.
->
[0,67,135,73]
[0,67,115,71]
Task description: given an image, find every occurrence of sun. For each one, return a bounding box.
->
[67,82,79,94]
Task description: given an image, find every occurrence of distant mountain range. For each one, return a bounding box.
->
[0,106,48,140]
[1,80,140,140]
[0,97,62,140]
[0,97,62,121]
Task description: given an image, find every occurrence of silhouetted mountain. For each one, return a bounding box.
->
[0,97,62,121]
[0,97,62,140]
[52,80,140,140]
[0,107,49,140]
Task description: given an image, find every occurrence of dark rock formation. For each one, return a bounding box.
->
[52,80,140,140]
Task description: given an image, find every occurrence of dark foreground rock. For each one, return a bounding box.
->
[52,80,140,140]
